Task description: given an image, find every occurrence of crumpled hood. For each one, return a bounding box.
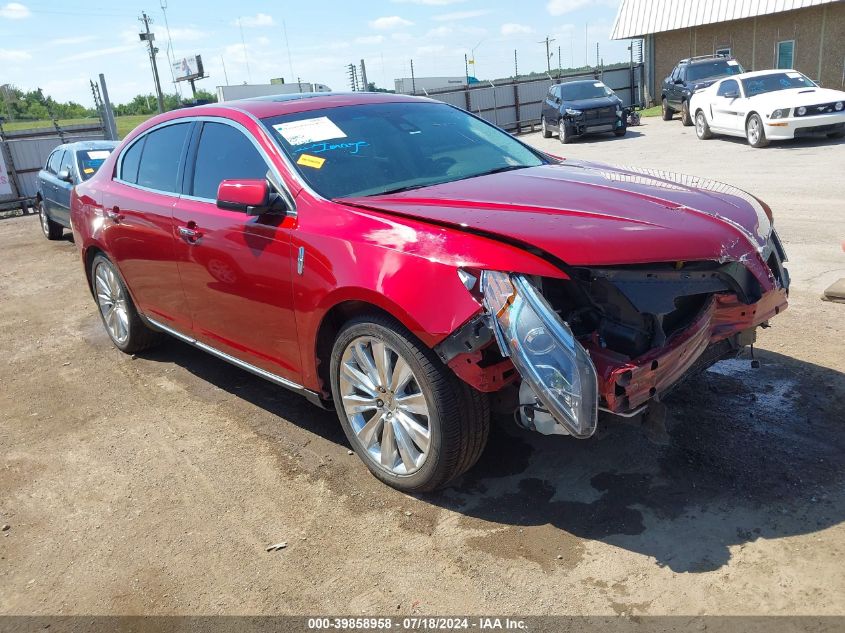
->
[339,160,772,271]
[565,96,621,111]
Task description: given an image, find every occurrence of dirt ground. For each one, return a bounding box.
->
[1,119,844,616]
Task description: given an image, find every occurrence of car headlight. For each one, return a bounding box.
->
[797,106,807,116]
[770,108,790,119]
[481,271,598,438]
[835,101,844,111]
[565,108,582,116]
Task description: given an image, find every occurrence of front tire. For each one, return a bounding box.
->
[541,116,552,138]
[90,254,161,353]
[695,110,713,139]
[37,199,63,240]
[661,97,673,120]
[559,119,571,144]
[330,315,489,492]
[681,100,693,126]
[614,127,627,137]
[746,113,769,147]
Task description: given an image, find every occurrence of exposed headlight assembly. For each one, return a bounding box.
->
[770,108,790,119]
[565,108,583,116]
[481,271,598,438]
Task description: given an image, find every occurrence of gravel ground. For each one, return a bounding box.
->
[1,118,844,616]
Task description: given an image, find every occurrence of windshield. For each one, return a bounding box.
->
[262,102,545,199]
[742,71,817,97]
[76,148,114,181]
[687,59,743,82]
[561,82,613,100]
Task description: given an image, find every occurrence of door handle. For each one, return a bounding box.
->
[178,225,203,243]
[106,207,124,223]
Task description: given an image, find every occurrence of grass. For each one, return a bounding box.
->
[639,105,663,117]
[2,114,153,139]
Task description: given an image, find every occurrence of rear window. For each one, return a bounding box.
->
[135,123,192,193]
[687,59,743,82]
[190,122,269,201]
[119,138,145,184]
[76,149,114,181]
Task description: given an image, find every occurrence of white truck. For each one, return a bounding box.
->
[216,82,331,102]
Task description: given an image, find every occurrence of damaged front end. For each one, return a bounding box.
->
[439,233,790,439]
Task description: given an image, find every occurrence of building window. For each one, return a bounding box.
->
[716,47,731,57]
[776,40,794,69]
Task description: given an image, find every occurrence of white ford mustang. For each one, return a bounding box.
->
[689,69,845,147]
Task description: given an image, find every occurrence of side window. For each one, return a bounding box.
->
[190,122,269,202]
[47,150,63,174]
[119,137,145,184]
[136,123,192,193]
[59,150,74,175]
[717,79,739,96]
[678,66,687,82]
[547,87,555,100]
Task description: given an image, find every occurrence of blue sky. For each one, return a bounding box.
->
[0,0,627,106]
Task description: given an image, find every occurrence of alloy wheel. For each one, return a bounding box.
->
[747,118,761,144]
[39,205,50,237]
[94,261,130,345]
[338,336,431,476]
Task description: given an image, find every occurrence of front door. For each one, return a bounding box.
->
[711,79,743,131]
[171,120,302,383]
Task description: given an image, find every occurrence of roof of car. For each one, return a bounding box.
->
[680,55,732,65]
[558,79,604,87]
[193,91,434,120]
[56,140,120,151]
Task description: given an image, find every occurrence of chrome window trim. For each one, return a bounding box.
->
[113,115,297,214]
[145,316,315,396]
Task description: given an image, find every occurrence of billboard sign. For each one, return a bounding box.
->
[0,149,12,197]
[173,55,204,82]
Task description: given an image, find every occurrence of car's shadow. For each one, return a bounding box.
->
[138,341,845,573]
[704,131,845,150]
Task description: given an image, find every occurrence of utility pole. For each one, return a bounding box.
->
[558,45,562,77]
[348,64,359,91]
[221,55,229,85]
[464,53,469,84]
[360,59,369,91]
[513,49,518,79]
[139,12,165,113]
[538,36,556,75]
[585,22,589,68]
[596,42,600,68]
[238,18,252,83]
[410,59,415,95]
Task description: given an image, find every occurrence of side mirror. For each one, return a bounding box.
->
[217,179,285,216]
[723,91,739,99]
[555,97,562,105]
[57,169,73,183]
[674,79,685,85]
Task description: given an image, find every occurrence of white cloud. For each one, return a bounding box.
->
[369,15,413,30]
[355,35,385,45]
[432,9,490,21]
[64,45,136,63]
[546,0,614,15]
[500,23,532,36]
[416,44,446,55]
[167,27,209,42]
[51,35,97,46]
[0,2,30,19]
[236,13,274,28]
[392,0,464,4]
[0,48,31,62]
[390,32,414,42]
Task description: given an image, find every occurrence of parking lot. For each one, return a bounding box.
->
[2,118,844,615]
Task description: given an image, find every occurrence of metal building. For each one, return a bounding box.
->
[611,0,845,105]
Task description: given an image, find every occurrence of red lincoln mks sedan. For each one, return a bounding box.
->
[70,92,789,491]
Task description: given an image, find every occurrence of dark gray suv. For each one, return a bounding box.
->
[37,140,117,240]
[661,55,744,126]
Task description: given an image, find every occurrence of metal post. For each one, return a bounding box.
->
[538,37,555,75]
[98,73,118,140]
[465,54,469,84]
[360,59,369,91]
[140,12,165,113]
[410,59,415,95]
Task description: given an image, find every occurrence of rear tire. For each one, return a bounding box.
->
[37,199,63,240]
[330,315,489,492]
[541,116,552,138]
[745,113,769,148]
[661,97,673,120]
[681,100,693,126]
[90,253,161,354]
[695,110,713,139]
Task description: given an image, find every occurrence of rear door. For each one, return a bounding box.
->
[171,119,302,383]
[102,121,195,332]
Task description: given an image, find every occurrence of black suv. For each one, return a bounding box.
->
[540,79,627,143]
[661,55,744,125]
